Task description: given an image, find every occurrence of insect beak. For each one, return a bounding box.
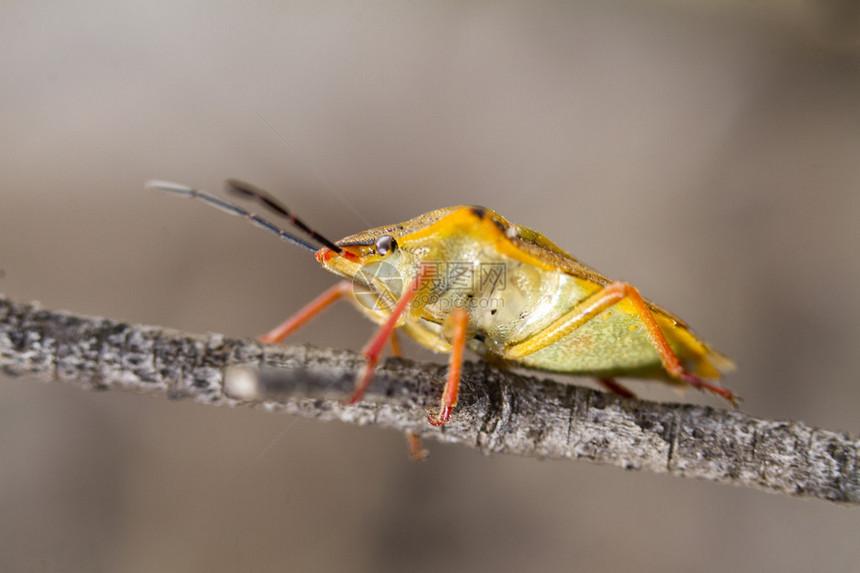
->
[316,246,361,266]
[315,248,335,264]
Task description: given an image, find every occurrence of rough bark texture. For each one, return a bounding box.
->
[0,294,857,505]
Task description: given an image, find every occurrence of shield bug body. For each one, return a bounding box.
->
[147,180,735,429]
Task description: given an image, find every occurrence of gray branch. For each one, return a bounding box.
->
[0,294,857,506]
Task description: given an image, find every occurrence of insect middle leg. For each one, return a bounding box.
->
[504,281,735,402]
[385,330,429,460]
[427,307,469,427]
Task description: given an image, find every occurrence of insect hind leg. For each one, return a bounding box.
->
[678,372,738,404]
[505,281,736,403]
[597,377,637,399]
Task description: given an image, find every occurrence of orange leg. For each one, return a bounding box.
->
[597,377,637,399]
[259,281,353,344]
[388,328,428,458]
[427,307,469,427]
[620,284,736,403]
[506,281,736,403]
[405,432,429,461]
[603,283,736,402]
[677,371,737,404]
[388,329,403,358]
[347,264,431,405]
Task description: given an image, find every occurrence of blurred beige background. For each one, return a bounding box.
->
[1,1,859,572]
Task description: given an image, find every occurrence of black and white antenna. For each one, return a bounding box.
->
[145,180,342,254]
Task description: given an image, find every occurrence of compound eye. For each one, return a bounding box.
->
[374,235,396,256]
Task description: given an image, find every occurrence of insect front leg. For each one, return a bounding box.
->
[259,281,354,344]
[347,263,433,405]
[504,281,736,403]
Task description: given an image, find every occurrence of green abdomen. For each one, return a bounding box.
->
[477,263,669,378]
[514,306,667,378]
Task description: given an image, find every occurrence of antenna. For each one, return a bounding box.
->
[144,180,319,253]
[224,179,342,253]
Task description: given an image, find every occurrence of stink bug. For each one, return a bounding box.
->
[147,179,736,429]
